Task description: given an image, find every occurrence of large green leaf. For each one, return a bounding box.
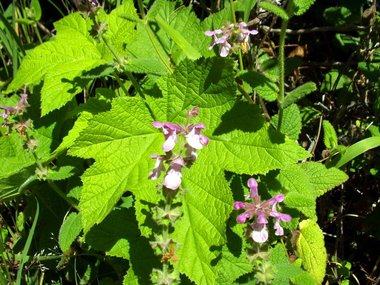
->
[70,58,310,284]
[97,0,138,59]
[296,220,327,284]
[69,97,161,233]
[7,13,107,115]
[172,160,234,284]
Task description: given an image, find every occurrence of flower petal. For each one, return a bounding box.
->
[251,224,268,243]
[163,169,182,190]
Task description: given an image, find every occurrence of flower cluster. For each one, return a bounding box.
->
[149,107,209,190]
[234,178,291,243]
[0,93,29,127]
[204,22,258,57]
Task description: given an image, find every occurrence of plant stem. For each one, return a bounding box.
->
[48,181,79,211]
[277,1,293,131]
[137,0,146,18]
[101,34,145,97]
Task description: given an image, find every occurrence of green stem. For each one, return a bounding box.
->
[145,23,173,74]
[113,74,129,96]
[277,1,293,131]
[101,34,145,97]
[137,0,146,18]
[48,181,79,210]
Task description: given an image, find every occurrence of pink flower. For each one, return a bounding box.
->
[163,157,185,190]
[234,178,291,243]
[204,29,223,50]
[152,122,183,152]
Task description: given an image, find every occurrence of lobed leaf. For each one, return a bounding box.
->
[7,13,107,115]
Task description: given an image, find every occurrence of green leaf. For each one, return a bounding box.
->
[270,243,316,285]
[0,167,37,201]
[47,166,76,181]
[7,13,107,115]
[30,0,42,21]
[239,70,278,102]
[155,16,201,60]
[322,120,338,149]
[236,0,257,22]
[320,70,351,92]
[172,161,233,284]
[277,162,347,217]
[258,1,289,20]
[0,132,35,179]
[276,164,316,218]
[329,137,380,168]
[300,162,348,197]
[293,0,316,16]
[87,209,157,284]
[296,219,327,284]
[282,82,317,108]
[97,1,138,59]
[69,97,161,233]
[215,246,252,284]
[273,104,302,140]
[323,7,353,26]
[52,112,93,157]
[300,106,321,126]
[58,212,82,252]
[126,3,207,74]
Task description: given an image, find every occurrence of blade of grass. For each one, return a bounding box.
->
[15,198,39,285]
[0,11,25,78]
[328,137,380,168]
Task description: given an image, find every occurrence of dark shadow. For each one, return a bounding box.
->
[80,63,114,79]
[86,207,160,285]
[213,101,264,135]
[267,125,286,144]
[203,57,229,88]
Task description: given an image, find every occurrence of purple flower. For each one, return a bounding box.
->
[163,157,185,190]
[204,22,258,57]
[204,29,223,50]
[148,155,166,180]
[237,22,259,43]
[234,178,291,243]
[153,122,183,152]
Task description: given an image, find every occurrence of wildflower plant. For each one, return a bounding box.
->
[0,0,355,284]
